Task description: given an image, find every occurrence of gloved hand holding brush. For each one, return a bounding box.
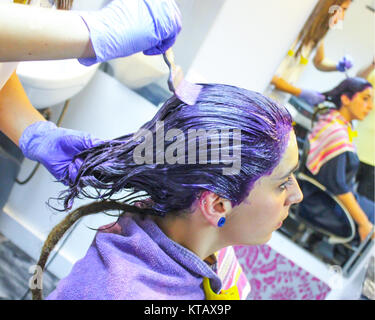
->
[0,0,181,63]
[336,54,354,72]
[78,0,182,66]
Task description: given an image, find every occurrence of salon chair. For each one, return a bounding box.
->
[282,128,374,277]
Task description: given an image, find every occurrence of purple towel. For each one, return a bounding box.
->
[47,215,222,300]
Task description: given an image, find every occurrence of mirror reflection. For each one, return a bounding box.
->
[265,0,374,274]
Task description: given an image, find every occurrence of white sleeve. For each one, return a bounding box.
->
[0,62,19,90]
[0,0,17,88]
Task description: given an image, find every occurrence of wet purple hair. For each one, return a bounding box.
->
[59,84,293,216]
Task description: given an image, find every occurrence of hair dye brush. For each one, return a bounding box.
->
[163,48,202,105]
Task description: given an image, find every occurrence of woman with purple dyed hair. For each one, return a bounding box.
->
[26,84,303,300]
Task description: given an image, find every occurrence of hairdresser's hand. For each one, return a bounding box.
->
[19,121,102,185]
[78,0,182,66]
[298,89,325,106]
[336,55,354,72]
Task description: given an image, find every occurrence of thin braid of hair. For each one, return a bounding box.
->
[31,200,156,300]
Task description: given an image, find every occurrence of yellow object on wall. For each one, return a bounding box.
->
[13,0,28,4]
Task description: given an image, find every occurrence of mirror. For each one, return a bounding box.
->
[264,0,375,266]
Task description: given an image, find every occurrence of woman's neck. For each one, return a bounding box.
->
[338,106,353,123]
[152,213,224,260]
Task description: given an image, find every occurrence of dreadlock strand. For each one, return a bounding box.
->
[31,200,155,300]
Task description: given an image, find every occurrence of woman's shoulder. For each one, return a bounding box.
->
[46,215,206,300]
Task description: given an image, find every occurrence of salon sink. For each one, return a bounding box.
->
[16,59,99,109]
[108,52,168,89]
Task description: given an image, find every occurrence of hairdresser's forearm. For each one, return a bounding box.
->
[313,41,337,72]
[271,76,302,96]
[0,72,45,145]
[0,4,95,62]
[337,192,370,226]
[313,59,338,72]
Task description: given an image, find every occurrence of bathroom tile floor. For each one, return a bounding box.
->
[0,232,59,300]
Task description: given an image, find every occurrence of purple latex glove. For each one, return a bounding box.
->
[19,121,102,185]
[336,54,354,72]
[298,89,326,106]
[78,0,182,66]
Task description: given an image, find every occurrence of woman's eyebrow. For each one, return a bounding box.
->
[275,162,299,180]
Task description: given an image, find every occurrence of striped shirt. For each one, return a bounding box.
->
[203,246,251,300]
[306,109,356,175]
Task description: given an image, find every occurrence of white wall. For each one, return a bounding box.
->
[172,0,227,72]
[0,0,321,281]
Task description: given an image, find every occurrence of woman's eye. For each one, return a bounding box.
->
[279,175,294,191]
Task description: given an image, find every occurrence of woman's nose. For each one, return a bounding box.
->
[286,176,303,206]
[369,100,374,110]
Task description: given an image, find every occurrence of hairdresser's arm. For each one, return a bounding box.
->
[0,4,95,62]
[271,76,325,106]
[0,71,45,145]
[337,192,375,241]
[313,41,353,72]
[313,42,338,72]
[271,76,302,96]
[0,72,100,185]
[0,0,181,64]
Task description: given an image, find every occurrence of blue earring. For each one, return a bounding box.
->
[217,217,226,227]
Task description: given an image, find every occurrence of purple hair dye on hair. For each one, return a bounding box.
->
[58,84,293,216]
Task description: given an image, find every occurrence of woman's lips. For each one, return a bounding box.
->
[276,214,289,229]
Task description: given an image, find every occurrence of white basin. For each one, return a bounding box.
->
[16,59,99,109]
[108,52,169,89]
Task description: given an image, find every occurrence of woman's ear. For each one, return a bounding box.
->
[199,191,233,227]
[340,94,351,106]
